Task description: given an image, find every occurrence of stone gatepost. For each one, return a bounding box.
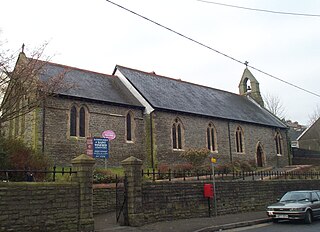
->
[121,156,144,226]
[72,154,95,232]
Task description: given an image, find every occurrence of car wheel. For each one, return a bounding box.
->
[272,218,279,223]
[304,210,312,224]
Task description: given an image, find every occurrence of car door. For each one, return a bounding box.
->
[311,192,320,217]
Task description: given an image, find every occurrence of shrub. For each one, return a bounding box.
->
[171,163,193,172]
[158,163,170,173]
[0,137,51,181]
[93,169,122,184]
[214,160,257,173]
[180,148,211,170]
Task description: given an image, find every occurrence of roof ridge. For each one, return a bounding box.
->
[29,57,115,78]
[115,65,240,97]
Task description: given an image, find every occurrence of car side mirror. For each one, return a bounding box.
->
[277,198,280,201]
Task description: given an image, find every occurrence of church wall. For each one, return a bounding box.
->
[43,97,146,166]
[2,107,43,153]
[153,111,289,168]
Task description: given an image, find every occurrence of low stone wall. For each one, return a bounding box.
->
[93,184,124,214]
[0,154,95,232]
[140,179,320,224]
[216,180,320,215]
[142,182,208,222]
[120,156,320,226]
[0,182,79,232]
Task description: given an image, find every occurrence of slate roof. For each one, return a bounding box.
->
[115,65,287,128]
[37,61,144,108]
[287,128,306,141]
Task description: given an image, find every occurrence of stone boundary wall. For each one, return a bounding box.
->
[140,179,320,224]
[93,168,320,226]
[119,156,320,226]
[0,182,79,232]
[0,154,95,232]
[93,184,124,214]
[142,181,208,222]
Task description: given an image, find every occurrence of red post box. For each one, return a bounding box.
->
[204,184,214,198]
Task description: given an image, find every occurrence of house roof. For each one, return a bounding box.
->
[115,65,287,128]
[38,61,144,108]
[297,117,320,141]
[287,127,306,141]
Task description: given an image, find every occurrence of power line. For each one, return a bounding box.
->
[196,0,320,18]
[105,0,320,98]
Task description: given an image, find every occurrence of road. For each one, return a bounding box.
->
[224,220,320,232]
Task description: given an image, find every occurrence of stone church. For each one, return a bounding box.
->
[5,52,289,168]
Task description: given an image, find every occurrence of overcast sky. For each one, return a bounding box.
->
[1,0,319,125]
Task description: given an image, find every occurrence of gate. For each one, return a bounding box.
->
[115,175,128,225]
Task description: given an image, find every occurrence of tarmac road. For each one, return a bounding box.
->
[223,219,320,232]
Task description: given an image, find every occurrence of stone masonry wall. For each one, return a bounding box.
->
[43,97,146,166]
[153,111,289,168]
[0,154,95,232]
[140,179,320,224]
[93,185,124,214]
[0,182,79,232]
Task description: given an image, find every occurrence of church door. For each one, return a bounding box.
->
[256,144,263,167]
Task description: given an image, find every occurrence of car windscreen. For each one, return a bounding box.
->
[280,192,310,202]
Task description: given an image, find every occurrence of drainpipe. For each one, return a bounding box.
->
[227,122,233,163]
[42,100,46,154]
[150,111,154,169]
[285,129,292,165]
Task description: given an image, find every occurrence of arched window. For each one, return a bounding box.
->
[70,106,77,136]
[69,105,88,138]
[235,126,244,153]
[207,123,217,152]
[126,112,133,141]
[172,124,177,149]
[177,124,182,149]
[172,118,183,150]
[275,131,283,155]
[79,107,86,137]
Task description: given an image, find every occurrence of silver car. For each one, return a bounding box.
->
[267,190,320,224]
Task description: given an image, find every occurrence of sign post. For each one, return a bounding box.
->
[102,130,116,169]
[210,154,218,216]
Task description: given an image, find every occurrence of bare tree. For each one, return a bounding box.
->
[308,105,320,126]
[0,42,70,126]
[263,93,286,119]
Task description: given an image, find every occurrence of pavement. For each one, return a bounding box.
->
[94,211,271,232]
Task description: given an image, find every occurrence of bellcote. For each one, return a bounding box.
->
[239,68,264,107]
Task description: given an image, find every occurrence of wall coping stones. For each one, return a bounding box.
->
[121,156,142,166]
[71,154,95,164]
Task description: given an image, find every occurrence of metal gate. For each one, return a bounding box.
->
[116,175,128,225]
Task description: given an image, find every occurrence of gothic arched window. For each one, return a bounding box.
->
[126,112,134,142]
[79,107,86,137]
[235,126,244,153]
[207,123,217,152]
[70,106,77,136]
[275,131,283,155]
[172,118,183,150]
[69,105,88,138]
